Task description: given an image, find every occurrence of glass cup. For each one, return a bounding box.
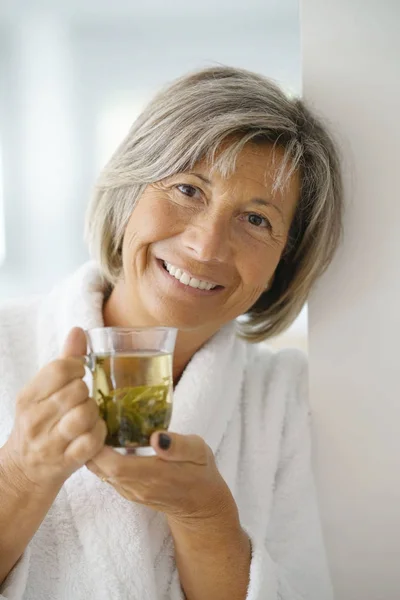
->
[85,327,177,456]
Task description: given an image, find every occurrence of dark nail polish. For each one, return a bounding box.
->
[158,433,171,450]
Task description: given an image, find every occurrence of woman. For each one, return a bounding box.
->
[0,66,342,600]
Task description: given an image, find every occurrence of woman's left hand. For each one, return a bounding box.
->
[87,432,251,600]
[86,431,237,526]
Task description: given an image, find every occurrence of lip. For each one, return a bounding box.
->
[155,258,224,296]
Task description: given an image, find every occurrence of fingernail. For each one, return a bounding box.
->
[158,433,171,450]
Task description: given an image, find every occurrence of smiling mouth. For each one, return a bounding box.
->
[158,259,224,292]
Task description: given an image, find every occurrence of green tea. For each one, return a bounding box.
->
[92,352,173,449]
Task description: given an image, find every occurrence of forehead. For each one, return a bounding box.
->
[195,141,296,186]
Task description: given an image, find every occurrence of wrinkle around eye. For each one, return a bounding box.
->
[175,183,203,200]
[243,221,287,249]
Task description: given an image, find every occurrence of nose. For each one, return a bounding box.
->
[181,213,232,263]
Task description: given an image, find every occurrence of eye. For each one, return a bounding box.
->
[176,184,199,198]
[247,213,271,229]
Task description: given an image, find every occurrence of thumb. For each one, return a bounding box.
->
[150,431,210,465]
[61,327,87,359]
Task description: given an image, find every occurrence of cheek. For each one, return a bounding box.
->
[148,195,185,233]
[236,251,278,289]
[124,201,177,247]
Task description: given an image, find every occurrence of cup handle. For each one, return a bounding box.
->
[83,354,95,372]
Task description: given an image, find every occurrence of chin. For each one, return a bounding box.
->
[160,313,208,331]
[148,301,212,331]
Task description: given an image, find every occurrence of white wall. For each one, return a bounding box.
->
[302,1,400,598]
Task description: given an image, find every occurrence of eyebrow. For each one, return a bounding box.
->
[190,172,212,185]
[189,172,284,218]
[251,197,284,217]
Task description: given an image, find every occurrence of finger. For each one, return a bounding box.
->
[86,445,131,476]
[87,446,155,480]
[19,358,85,406]
[85,459,104,478]
[49,378,90,417]
[20,378,85,432]
[85,459,108,481]
[18,376,90,443]
[85,459,133,498]
[64,418,107,467]
[35,378,90,429]
[57,398,100,441]
[150,432,211,465]
[60,327,87,359]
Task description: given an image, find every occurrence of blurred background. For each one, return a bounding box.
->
[0,0,306,351]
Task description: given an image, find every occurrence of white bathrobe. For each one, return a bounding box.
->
[0,262,334,600]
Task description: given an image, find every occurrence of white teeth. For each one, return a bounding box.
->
[179,272,191,285]
[163,261,217,290]
[189,278,200,288]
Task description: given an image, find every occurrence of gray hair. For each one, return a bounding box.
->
[85,65,343,342]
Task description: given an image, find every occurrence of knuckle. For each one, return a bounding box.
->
[19,413,36,439]
[71,378,89,399]
[79,420,106,458]
[65,445,84,466]
[52,379,88,411]
[49,388,63,408]
[74,402,97,429]
[17,380,42,408]
[70,404,86,427]
[67,434,94,464]
[52,358,84,381]
[27,413,45,438]
[79,435,96,457]
[51,359,72,382]
[57,417,75,441]
[59,405,91,440]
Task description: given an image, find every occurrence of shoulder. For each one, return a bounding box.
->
[245,343,308,399]
[0,295,44,442]
[241,343,309,433]
[0,295,42,338]
[0,295,43,371]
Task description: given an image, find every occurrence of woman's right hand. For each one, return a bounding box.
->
[3,327,107,491]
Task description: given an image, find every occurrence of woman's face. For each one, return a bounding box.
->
[120,143,300,332]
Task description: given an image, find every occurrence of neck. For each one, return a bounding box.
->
[102,283,220,385]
